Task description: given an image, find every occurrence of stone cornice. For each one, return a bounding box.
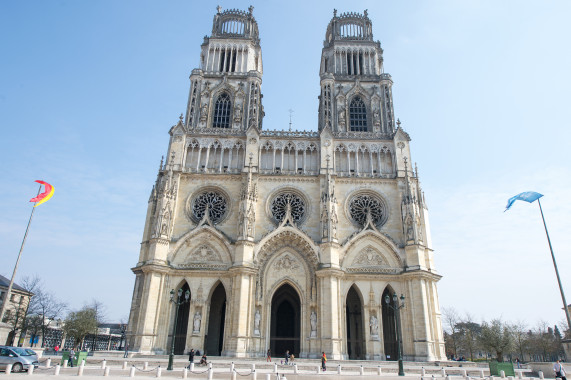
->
[401,269,442,281]
[315,268,345,278]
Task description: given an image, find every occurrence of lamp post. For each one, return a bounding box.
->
[385,293,405,376]
[167,288,190,371]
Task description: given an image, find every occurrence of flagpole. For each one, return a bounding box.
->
[0,185,41,325]
[538,198,571,331]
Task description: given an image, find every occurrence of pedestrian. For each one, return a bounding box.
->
[554,359,567,380]
[69,348,75,368]
[515,358,521,369]
[54,345,59,355]
[188,348,195,367]
[266,348,271,362]
[124,344,129,358]
[321,352,327,371]
[284,350,289,365]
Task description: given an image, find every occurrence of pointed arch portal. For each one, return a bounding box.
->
[346,286,365,359]
[174,283,191,354]
[205,283,227,356]
[270,283,300,358]
[382,287,398,360]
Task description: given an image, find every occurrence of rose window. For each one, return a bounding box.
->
[191,190,228,224]
[270,192,306,224]
[348,193,386,227]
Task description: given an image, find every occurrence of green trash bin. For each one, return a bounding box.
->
[60,351,88,366]
[489,362,515,376]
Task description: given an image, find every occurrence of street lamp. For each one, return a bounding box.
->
[167,288,190,371]
[385,293,406,376]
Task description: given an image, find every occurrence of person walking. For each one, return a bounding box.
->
[188,349,195,368]
[284,350,289,365]
[321,352,327,371]
[123,344,129,358]
[69,348,75,368]
[54,345,59,355]
[266,348,271,362]
[554,359,567,380]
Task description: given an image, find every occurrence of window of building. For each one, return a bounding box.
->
[212,93,231,128]
[349,96,367,131]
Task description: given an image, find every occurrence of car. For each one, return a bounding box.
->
[0,346,39,372]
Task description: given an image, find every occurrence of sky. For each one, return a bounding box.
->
[1,1,570,331]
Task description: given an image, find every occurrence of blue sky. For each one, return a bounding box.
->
[1,1,570,330]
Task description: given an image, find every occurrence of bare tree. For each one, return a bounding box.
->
[33,289,67,347]
[478,318,512,362]
[442,307,461,358]
[511,320,529,362]
[456,313,481,361]
[4,275,40,346]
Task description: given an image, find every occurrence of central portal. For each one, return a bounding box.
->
[270,283,300,358]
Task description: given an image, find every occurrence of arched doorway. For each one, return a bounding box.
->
[270,283,300,358]
[381,287,398,360]
[205,283,226,356]
[174,283,191,354]
[346,285,365,359]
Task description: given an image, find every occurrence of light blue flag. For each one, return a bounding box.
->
[505,191,543,211]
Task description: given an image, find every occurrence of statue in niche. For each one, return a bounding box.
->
[254,309,261,335]
[310,310,317,337]
[234,106,242,122]
[193,311,202,332]
[200,103,208,122]
[373,109,381,126]
[370,315,379,336]
[338,108,346,126]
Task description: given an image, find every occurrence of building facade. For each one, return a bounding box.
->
[127,7,446,361]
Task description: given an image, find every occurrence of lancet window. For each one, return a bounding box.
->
[213,93,232,128]
[184,139,245,174]
[349,96,367,132]
[333,144,395,177]
[258,141,319,175]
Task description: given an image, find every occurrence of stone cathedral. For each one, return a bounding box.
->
[127,7,446,361]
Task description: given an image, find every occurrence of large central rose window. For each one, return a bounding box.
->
[270,192,306,225]
[348,193,387,227]
[191,190,228,224]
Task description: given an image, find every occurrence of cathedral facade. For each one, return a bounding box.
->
[127,7,446,361]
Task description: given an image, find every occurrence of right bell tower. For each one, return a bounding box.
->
[318,9,395,135]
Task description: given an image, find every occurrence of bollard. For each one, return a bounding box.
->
[274,363,278,373]
[190,363,194,371]
[46,358,52,367]
[102,359,107,369]
[182,368,188,379]
[77,363,84,376]
[266,374,271,380]
[377,366,381,375]
[231,362,235,373]
[207,367,213,380]
[422,367,426,376]
[462,369,467,378]
[294,364,298,374]
[104,367,110,377]
[156,366,162,378]
[446,375,450,380]
[209,362,213,370]
[144,362,149,370]
[54,364,61,376]
[338,365,342,375]
[252,369,257,380]
[5,363,12,374]
[123,362,128,370]
[282,374,287,380]
[130,366,136,378]
[480,370,485,378]
[63,359,68,368]
[517,371,523,380]
[539,372,544,380]
[317,365,320,374]
[442,368,446,377]
[500,370,506,378]
[232,370,237,380]
[251,363,256,371]
[28,365,34,375]
[360,365,364,376]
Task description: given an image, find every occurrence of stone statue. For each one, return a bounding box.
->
[200,103,208,122]
[338,108,346,126]
[193,311,201,332]
[373,109,381,126]
[370,315,379,336]
[234,107,242,122]
[310,310,317,337]
[254,309,261,335]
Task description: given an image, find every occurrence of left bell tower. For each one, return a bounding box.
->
[185,5,264,132]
